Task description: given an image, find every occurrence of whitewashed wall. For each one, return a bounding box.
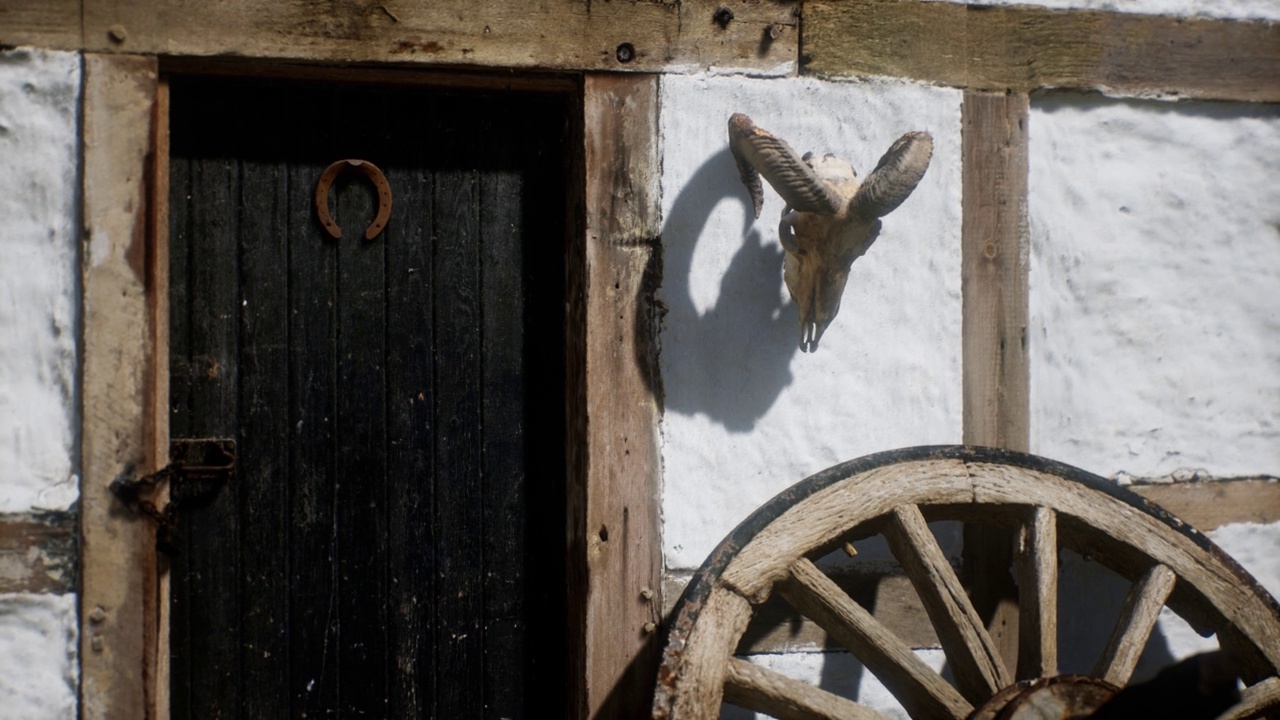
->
[658,74,964,572]
[658,50,1278,720]
[940,0,1280,21]
[0,48,82,720]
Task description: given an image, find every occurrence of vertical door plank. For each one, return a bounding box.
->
[236,154,291,718]
[334,127,391,715]
[287,153,341,716]
[480,107,528,716]
[433,118,485,717]
[182,152,242,718]
[384,147,436,718]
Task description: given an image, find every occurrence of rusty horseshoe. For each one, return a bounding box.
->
[314,159,393,241]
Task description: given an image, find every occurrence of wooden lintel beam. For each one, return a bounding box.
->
[0,511,77,594]
[0,0,798,76]
[803,0,1280,102]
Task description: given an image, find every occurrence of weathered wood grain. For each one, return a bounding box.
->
[1219,677,1280,720]
[960,89,1030,678]
[724,656,895,720]
[1093,563,1177,686]
[0,512,77,594]
[75,0,797,75]
[803,0,1280,102]
[0,0,81,49]
[885,504,1012,704]
[780,558,971,720]
[579,73,664,720]
[80,52,158,720]
[1132,479,1280,530]
[1016,506,1058,680]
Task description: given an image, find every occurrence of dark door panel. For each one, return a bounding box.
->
[168,77,568,719]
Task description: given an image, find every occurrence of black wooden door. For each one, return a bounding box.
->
[167,77,567,718]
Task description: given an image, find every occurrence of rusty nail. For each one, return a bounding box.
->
[768,23,781,40]
[108,24,128,43]
[616,42,635,63]
[642,621,657,634]
[640,587,654,601]
[89,606,107,624]
[91,635,105,652]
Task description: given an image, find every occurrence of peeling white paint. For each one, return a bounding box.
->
[659,74,964,571]
[0,48,81,514]
[1028,95,1280,479]
[0,593,78,720]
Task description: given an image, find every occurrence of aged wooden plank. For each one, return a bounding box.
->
[479,107,526,717]
[960,89,1030,678]
[724,656,895,720]
[0,511,77,594]
[803,0,1280,102]
[885,504,1011,704]
[1131,479,1280,530]
[961,91,1030,454]
[779,558,972,720]
[1016,506,1058,680]
[433,125,486,719]
[383,109,436,720]
[285,131,341,716]
[579,72,664,720]
[147,77,170,720]
[81,0,796,75]
[233,154,290,718]
[1093,563,1177,686]
[80,52,158,720]
[0,0,81,49]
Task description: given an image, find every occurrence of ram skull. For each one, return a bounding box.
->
[728,113,933,352]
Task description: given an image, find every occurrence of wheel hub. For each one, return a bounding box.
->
[969,676,1120,720]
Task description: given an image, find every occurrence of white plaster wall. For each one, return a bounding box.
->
[0,48,82,720]
[0,48,81,514]
[658,74,964,572]
[939,0,1280,21]
[1028,96,1280,480]
[0,594,78,720]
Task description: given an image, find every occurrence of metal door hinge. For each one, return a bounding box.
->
[110,438,236,553]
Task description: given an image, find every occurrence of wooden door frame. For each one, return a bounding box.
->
[79,57,662,720]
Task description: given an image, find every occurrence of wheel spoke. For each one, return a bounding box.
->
[1215,677,1280,720]
[884,504,1013,703]
[724,657,896,720]
[1016,506,1058,679]
[1093,563,1176,686]
[780,558,973,720]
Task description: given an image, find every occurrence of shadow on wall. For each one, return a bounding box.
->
[642,146,800,433]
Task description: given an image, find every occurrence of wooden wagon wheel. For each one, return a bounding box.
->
[653,446,1280,720]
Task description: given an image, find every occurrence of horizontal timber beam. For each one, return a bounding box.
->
[1,0,799,76]
[0,511,77,594]
[803,0,1280,102]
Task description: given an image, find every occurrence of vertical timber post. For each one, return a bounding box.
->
[573,73,664,720]
[960,90,1031,674]
[80,53,161,720]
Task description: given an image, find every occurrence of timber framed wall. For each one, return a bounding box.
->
[0,1,1277,718]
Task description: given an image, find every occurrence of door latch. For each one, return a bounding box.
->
[110,438,236,552]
